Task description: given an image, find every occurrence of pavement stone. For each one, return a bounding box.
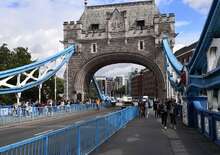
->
[91,112,220,155]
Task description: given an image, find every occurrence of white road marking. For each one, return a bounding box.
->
[34,129,53,136]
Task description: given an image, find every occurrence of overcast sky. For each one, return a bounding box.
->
[0,0,213,77]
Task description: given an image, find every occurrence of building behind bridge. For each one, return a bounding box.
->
[175,42,197,65]
[130,41,197,99]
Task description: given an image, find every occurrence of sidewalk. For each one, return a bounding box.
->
[91,112,220,155]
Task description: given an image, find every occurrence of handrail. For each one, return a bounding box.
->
[188,0,220,74]
[162,38,183,75]
[0,106,138,154]
[188,66,220,89]
[0,46,74,78]
[0,45,75,94]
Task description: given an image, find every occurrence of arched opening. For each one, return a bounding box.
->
[88,63,159,100]
[72,52,166,101]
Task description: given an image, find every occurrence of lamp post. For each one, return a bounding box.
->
[54,60,57,103]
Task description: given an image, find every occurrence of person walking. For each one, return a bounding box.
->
[96,98,101,111]
[145,99,149,118]
[141,101,146,118]
[170,100,178,129]
[153,99,158,118]
[138,100,142,119]
[160,99,168,129]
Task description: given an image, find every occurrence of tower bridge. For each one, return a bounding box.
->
[0,0,220,154]
[63,0,175,101]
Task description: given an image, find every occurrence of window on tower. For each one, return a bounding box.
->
[136,20,145,30]
[91,24,99,31]
[91,43,97,53]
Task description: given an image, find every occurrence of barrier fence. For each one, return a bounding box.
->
[0,106,138,155]
[0,104,104,126]
[192,101,220,145]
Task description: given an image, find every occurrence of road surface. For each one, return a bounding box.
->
[0,108,117,147]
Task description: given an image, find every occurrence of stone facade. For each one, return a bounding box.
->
[175,42,197,65]
[63,0,175,101]
[131,69,157,99]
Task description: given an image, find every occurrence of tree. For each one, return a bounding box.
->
[0,44,12,71]
[0,44,65,104]
[0,44,32,104]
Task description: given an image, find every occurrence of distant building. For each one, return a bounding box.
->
[106,77,114,96]
[114,76,124,89]
[124,76,130,96]
[131,69,156,98]
[175,42,197,64]
[131,72,143,98]
[142,69,157,97]
[96,76,107,95]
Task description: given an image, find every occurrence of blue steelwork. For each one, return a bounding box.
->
[162,38,183,75]
[0,45,75,94]
[0,106,138,155]
[92,76,104,100]
[191,99,220,145]
[189,0,220,74]
[92,76,112,105]
[0,104,103,126]
[188,65,220,90]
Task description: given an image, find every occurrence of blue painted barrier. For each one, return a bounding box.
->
[0,106,138,155]
[0,103,104,126]
[190,99,220,145]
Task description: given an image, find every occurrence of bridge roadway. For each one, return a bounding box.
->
[0,107,117,147]
[92,112,220,155]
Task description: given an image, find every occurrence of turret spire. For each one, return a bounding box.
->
[84,0,88,6]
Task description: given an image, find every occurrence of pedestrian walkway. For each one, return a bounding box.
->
[91,112,220,155]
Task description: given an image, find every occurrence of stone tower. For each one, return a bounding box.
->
[62,0,175,101]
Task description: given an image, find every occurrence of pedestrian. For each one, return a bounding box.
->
[160,99,168,129]
[138,99,142,118]
[140,101,146,118]
[96,98,100,111]
[153,99,158,118]
[170,100,178,129]
[145,99,149,118]
[47,99,53,116]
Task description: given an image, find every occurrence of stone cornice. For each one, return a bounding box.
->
[86,1,154,9]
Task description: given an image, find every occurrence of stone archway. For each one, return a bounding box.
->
[72,52,166,101]
[63,0,175,102]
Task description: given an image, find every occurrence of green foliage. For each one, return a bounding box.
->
[0,44,64,104]
[41,77,64,102]
[0,44,32,70]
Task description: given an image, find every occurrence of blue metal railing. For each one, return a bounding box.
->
[0,106,138,155]
[92,76,112,106]
[188,0,220,74]
[0,103,104,126]
[192,100,220,145]
[0,45,74,94]
[162,38,183,75]
[92,76,103,101]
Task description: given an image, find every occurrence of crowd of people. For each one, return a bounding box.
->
[153,98,181,130]
[0,96,107,117]
[138,97,182,130]
[9,99,96,117]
